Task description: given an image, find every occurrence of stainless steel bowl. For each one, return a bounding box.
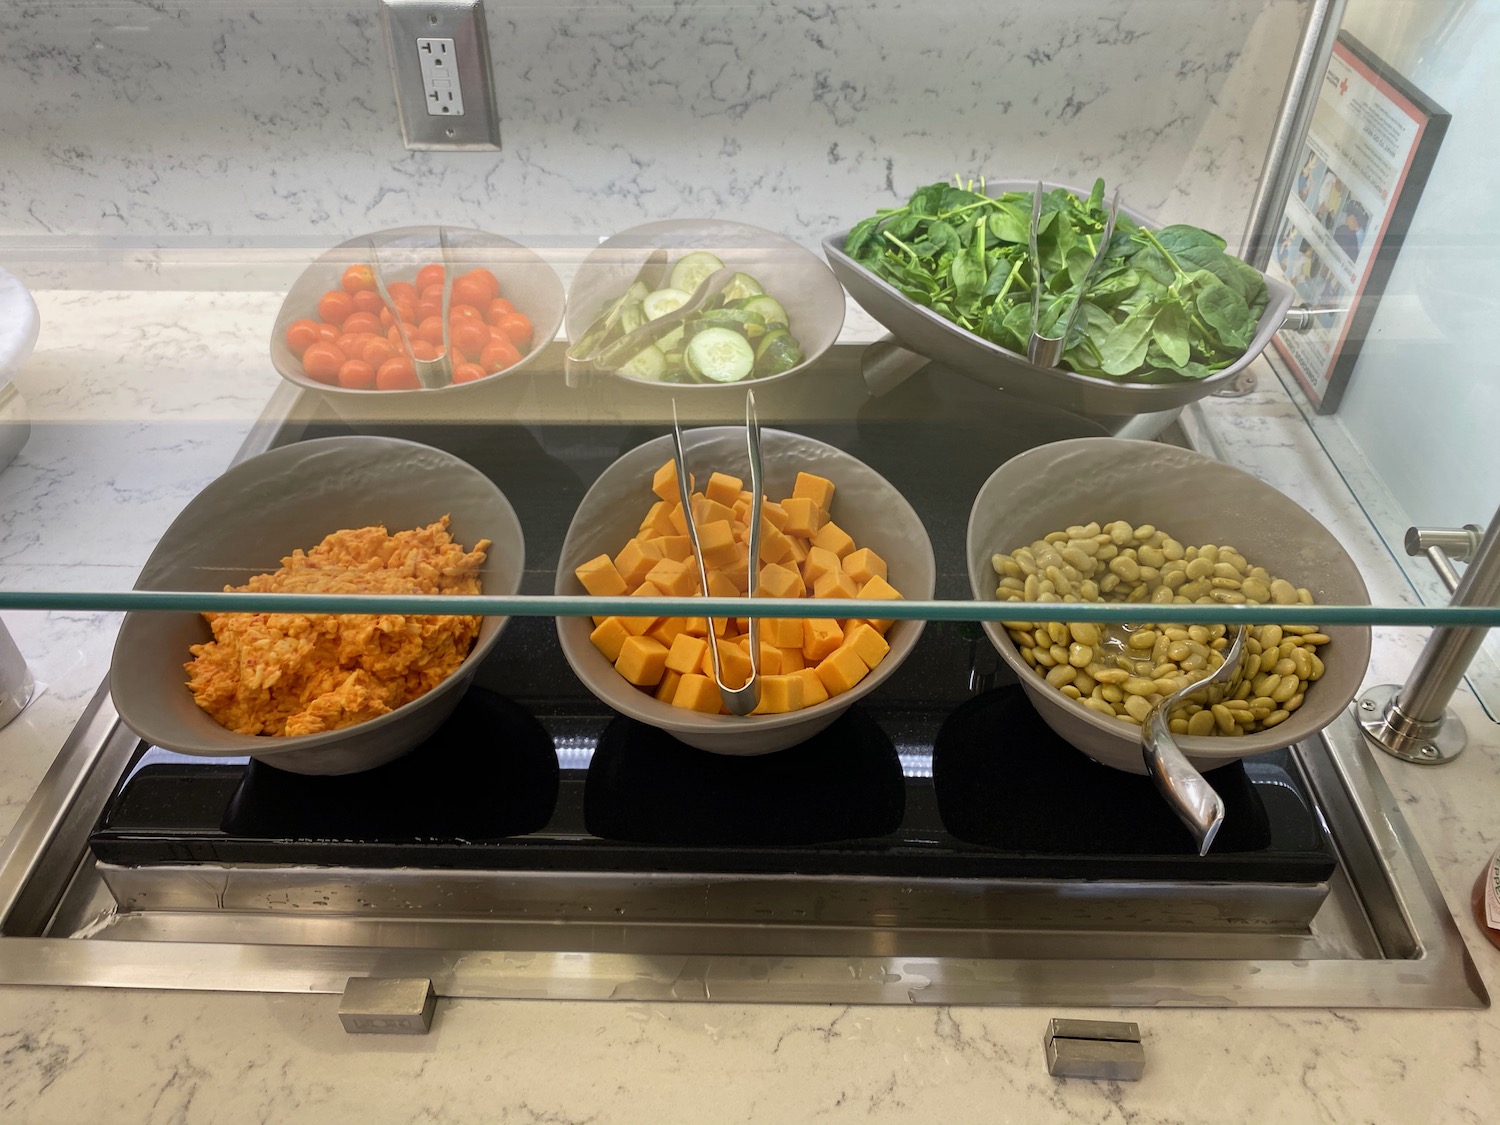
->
[111,436,524,776]
[823,181,1295,418]
[965,437,1371,774]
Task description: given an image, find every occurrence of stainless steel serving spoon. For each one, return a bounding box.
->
[1141,624,1250,856]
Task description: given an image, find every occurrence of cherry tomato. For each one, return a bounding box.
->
[416,297,444,323]
[337,359,376,389]
[495,311,533,350]
[450,320,490,356]
[450,276,490,310]
[485,298,515,321]
[448,346,470,369]
[410,339,440,362]
[462,268,501,303]
[415,316,447,346]
[301,342,346,385]
[480,338,521,373]
[342,311,382,336]
[317,289,355,326]
[284,319,323,357]
[452,362,488,384]
[386,280,418,305]
[362,338,398,368]
[341,264,376,293]
[387,325,408,349]
[415,263,446,291]
[449,303,483,322]
[318,322,340,341]
[376,357,419,390]
[351,289,385,316]
[336,333,371,356]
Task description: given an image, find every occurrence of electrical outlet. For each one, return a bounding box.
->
[380,0,500,151]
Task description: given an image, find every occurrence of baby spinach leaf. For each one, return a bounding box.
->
[987,203,1031,245]
[1195,282,1254,350]
[1150,300,1191,367]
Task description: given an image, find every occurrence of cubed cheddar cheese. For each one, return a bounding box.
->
[777,646,806,672]
[692,495,737,529]
[647,616,693,648]
[705,569,740,601]
[761,500,789,530]
[856,573,902,630]
[811,520,856,559]
[616,635,669,686]
[643,557,698,598]
[802,618,845,662]
[575,554,628,597]
[673,673,722,714]
[704,471,743,507]
[706,638,753,689]
[615,537,664,587]
[801,545,842,588]
[657,534,694,562]
[589,616,632,662]
[815,644,869,696]
[722,543,752,592]
[792,667,830,706]
[665,632,708,675]
[734,636,781,675]
[780,496,822,539]
[842,547,887,586]
[758,521,794,565]
[756,562,804,600]
[654,668,683,702]
[812,568,859,600]
[784,537,810,565]
[792,471,835,511]
[751,673,805,714]
[639,500,677,538]
[621,581,664,635]
[764,617,805,648]
[652,460,691,502]
[696,520,739,567]
[844,622,891,669]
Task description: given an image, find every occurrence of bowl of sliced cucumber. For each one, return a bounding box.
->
[564,219,846,387]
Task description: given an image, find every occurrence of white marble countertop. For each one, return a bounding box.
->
[1,289,1498,1124]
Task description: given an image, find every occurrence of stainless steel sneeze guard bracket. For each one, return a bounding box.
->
[339,977,436,1035]
[1045,1019,1145,1081]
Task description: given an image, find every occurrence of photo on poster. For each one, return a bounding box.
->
[1267,32,1449,414]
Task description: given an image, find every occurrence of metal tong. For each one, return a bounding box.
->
[670,391,764,715]
[366,227,460,388]
[1140,624,1250,856]
[565,252,736,385]
[1026,181,1122,369]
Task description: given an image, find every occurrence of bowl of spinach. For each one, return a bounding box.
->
[823,180,1294,418]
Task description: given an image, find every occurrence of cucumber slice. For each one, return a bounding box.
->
[642,287,692,321]
[739,295,788,328]
[617,301,645,334]
[668,252,725,295]
[684,327,755,383]
[720,272,764,301]
[754,329,804,377]
[616,344,668,381]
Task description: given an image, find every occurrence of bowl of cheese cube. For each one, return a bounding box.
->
[555,426,936,755]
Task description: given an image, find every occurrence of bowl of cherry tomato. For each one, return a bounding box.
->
[270,225,565,402]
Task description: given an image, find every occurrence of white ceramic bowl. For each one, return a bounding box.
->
[965,437,1371,774]
[269,225,565,410]
[556,426,935,755]
[111,436,524,776]
[823,180,1294,419]
[564,219,846,389]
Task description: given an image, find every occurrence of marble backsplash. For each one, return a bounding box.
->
[1,0,1305,280]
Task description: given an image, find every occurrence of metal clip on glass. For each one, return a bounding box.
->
[1026,181,1122,369]
[670,391,764,716]
[366,227,458,388]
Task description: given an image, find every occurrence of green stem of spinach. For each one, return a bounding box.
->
[882,230,922,261]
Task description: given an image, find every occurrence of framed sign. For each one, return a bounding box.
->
[1268,32,1449,413]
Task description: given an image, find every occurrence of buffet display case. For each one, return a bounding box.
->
[0,0,1496,1015]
